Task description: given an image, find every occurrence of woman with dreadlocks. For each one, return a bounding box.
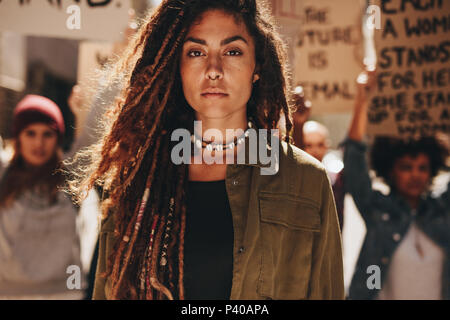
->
[70,0,344,300]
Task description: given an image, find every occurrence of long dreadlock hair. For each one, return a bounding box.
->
[69,0,294,300]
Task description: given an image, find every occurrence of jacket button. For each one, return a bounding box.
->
[393,233,401,242]
[232,180,239,186]
[381,213,390,221]
[238,247,245,253]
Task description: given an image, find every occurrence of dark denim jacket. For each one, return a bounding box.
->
[343,138,450,300]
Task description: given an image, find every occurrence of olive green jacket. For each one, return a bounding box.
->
[93,141,345,300]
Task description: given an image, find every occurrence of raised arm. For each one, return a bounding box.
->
[348,69,377,142]
[343,69,379,219]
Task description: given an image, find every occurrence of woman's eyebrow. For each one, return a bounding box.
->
[184,35,248,46]
[221,35,248,46]
[184,37,206,45]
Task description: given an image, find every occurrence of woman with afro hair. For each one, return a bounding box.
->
[343,69,450,300]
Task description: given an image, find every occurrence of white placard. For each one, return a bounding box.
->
[270,0,364,114]
[367,0,450,137]
[0,0,129,41]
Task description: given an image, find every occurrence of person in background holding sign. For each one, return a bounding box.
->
[69,0,344,300]
[0,95,84,299]
[343,68,450,300]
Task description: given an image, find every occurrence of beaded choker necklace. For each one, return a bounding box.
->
[190,119,254,151]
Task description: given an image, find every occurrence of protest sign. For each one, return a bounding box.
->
[0,0,129,41]
[368,0,450,137]
[270,0,363,114]
[0,32,26,92]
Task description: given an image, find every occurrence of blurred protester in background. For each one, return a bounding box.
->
[303,120,344,232]
[303,121,330,163]
[343,68,450,300]
[0,95,84,299]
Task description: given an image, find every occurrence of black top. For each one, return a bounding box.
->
[184,180,234,300]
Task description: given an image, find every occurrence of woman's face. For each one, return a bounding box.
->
[180,9,258,120]
[390,153,431,200]
[18,123,59,167]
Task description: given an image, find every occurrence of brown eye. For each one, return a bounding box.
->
[43,131,56,139]
[25,130,36,137]
[399,164,412,171]
[226,49,242,56]
[188,50,204,57]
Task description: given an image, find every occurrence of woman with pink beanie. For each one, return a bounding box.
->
[0,95,84,299]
